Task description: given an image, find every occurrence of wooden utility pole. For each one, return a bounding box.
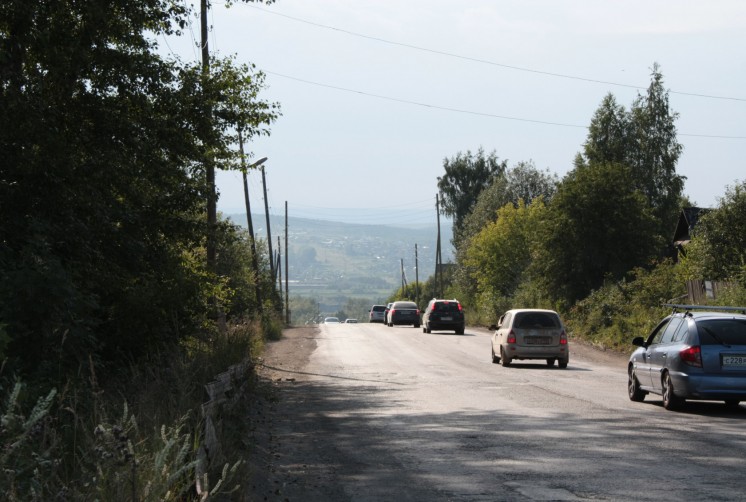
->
[238,139,264,315]
[200,0,216,280]
[276,236,283,308]
[285,201,290,324]
[415,243,420,306]
[435,194,444,298]
[261,165,275,282]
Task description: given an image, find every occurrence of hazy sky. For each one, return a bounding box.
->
[165,1,745,225]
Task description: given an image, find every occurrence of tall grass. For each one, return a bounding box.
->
[0,315,283,500]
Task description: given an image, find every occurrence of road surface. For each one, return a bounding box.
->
[248,322,746,501]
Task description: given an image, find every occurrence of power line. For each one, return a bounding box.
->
[246,5,746,103]
[266,71,746,139]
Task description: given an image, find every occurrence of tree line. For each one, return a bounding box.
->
[432,64,746,332]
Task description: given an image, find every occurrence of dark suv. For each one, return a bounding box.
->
[422,299,465,334]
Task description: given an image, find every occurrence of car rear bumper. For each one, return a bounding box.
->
[505,344,569,360]
[671,371,746,400]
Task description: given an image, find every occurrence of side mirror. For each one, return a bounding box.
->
[632,336,645,347]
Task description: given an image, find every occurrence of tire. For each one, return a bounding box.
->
[546,358,556,367]
[662,372,683,410]
[491,345,500,364]
[388,322,393,327]
[456,327,465,335]
[558,360,568,369]
[628,366,646,402]
[425,323,432,334]
[500,347,511,367]
[422,326,426,333]
[724,399,741,408]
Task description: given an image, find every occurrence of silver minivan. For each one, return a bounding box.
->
[491,309,569,368]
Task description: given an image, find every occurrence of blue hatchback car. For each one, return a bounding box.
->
[628,304,746,410]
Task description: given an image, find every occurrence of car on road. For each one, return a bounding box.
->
[421,298,465,334]
[323,317,341,324]
[491,309,569,368]
[628,304,746,410]
[344,318,358,323]
[383,303,393,325]
[369,305,386,323]
[387,301,421,328]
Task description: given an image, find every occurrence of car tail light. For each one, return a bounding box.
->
[507,330,516,344]
[390,309,396,315]
[416,309,420,315]
[457,303,463,311]
[680,345,702,367]
[560,330,567,345]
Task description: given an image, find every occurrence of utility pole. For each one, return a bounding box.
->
[238,140,265,315]
[285,201,290,324]
[415,243,420,307]
[276,236,282,302]
[435,194,444,298]
[261,165,275,282]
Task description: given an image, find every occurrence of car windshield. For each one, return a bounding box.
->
[697,319,746,345]
[514,312,560,329]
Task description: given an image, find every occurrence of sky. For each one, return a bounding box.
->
[163,1,746,226]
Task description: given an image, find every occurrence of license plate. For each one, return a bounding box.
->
[722,354,746,367]
[441,316,452,321]
[525,337,551,345]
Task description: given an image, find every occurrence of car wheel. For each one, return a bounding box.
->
[491,345,499,364]
[425,323,431,334]
[662,371,683,410]
[500,347,511,367]
[456,327,465,335]
[627,366,646,402]
[558,360,568,369]
[546,358,556,367]
[422,326,426,333]
[724,399,741,408]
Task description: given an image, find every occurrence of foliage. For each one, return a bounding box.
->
[567,260,684,351]
[0,0,280,383]
[578,64,684,237]
[683,181,746,282]
[1,317,267,501]
[532,162,661,307]
[437,147,508,231]
[464,199,547,317]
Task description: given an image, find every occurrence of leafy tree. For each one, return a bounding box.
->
[463,199,547,319]
[578,64,684,238]
[533,162,661,306]
[581,94,630,167]
[0,1,277,381]
[682,181,746,282]
[629,64,685,235]
[437,148,507,231]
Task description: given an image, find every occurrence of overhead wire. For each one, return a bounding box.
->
[245,4,746,103]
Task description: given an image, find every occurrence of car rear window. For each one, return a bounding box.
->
[372,306,385,312]
[697,319,746,345]
[394,302,418,309]
[514,312,560,329]
[434,302,460,312]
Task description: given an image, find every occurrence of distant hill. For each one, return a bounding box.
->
[225,213,454,306]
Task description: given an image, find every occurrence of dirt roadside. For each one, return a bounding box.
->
[241,326,630,501]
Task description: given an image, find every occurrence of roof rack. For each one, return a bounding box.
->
[663,303,746,315]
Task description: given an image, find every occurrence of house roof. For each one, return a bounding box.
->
[673,207,711,246]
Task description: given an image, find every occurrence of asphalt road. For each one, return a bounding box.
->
[252,322,746,501]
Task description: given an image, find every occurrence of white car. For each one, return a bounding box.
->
[491,309,569,368]
[323,317,341,324]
